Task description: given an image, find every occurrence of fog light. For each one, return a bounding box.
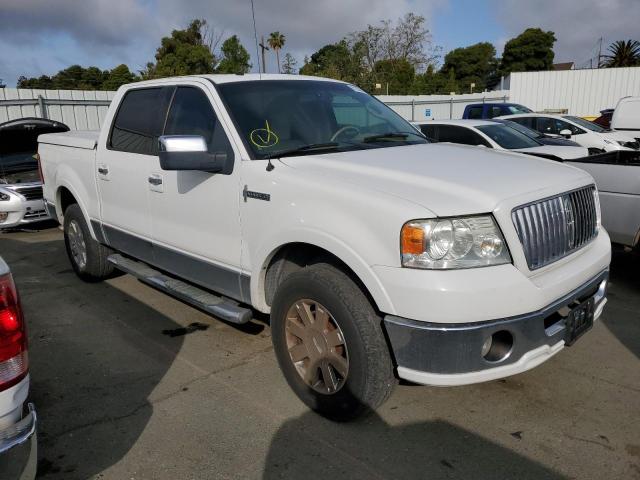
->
[0,212,8,223]
[482,330,513,363]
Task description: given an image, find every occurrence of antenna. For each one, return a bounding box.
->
[250,0,261,79]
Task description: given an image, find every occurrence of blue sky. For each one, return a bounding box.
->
[1,0,638,86]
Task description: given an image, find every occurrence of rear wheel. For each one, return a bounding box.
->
[63,204,114,282]
[271,263,395,421]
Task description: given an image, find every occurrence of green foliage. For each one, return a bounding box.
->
[144,19,216,78]
[281,53,298,74]
[602,40,640,67]
[441,42,497,91]
[500,28,556,74]
[17,64,137,90]
[216,35,252,74]
[371,59,415,94]
[300,41,365,84]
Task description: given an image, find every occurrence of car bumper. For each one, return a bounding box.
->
[0,403,37,480]
[0,196,50,229]
[384,270,608,386]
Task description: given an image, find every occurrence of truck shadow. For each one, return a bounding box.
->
[0,234,185,479]
[603,248,640,360]
[263,409,566,480]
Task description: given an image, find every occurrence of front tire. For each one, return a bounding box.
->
[271,263,395,421]
[63,204,114,282]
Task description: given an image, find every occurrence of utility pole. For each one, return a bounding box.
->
[597,37,603,68]
[258,36,270,74]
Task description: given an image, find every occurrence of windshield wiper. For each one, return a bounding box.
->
[267,142,342,160]
[362,131,426,143]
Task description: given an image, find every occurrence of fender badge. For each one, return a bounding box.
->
[243,185,270,202]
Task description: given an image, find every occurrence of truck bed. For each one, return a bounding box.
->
[38,130,99,150]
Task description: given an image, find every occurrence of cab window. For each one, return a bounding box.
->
[163,87,234,158]
[109,87,173,155]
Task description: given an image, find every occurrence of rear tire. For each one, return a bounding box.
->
[271,263,396,421]
[63,204,114,282]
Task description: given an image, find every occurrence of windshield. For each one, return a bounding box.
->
[217,80,427,159]
[476,124,542,149]
[563,115,605,132]
[507,104,533,114]
[492,119,544,139]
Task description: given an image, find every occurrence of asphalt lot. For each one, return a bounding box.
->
[0,225,638,479]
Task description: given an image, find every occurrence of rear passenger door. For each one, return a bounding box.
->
[97,86,173,263]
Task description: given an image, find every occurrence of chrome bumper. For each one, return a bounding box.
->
[384,270,608,385]
[0,403,37,480]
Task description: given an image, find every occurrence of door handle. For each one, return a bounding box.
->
[148,176,163,186]
[98,167,109,175]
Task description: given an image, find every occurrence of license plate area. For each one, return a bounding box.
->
[564,297,595,345]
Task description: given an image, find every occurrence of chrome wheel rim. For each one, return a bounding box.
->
[285,299,349,394]
[67,220,87,270]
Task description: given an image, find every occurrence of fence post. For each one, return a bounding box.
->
[449,98,453,119]
[411,99,415,121]
[37,95,48,119]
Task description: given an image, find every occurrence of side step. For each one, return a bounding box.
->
[107,254,252,325]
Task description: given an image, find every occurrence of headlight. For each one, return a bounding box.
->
[401,215,511,269]
[592,187,601,229]
[0,191,10,201]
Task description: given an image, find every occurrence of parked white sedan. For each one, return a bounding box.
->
[413,119,589,160]
[499,113,639,154]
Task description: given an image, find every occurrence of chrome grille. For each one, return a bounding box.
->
[512,186,598,270]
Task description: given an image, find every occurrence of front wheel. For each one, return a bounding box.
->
[270,263,396,421]
[63,204,114,282]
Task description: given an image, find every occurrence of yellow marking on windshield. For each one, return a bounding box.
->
[250,120,279,148]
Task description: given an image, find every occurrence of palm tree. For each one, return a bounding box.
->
[602,40,640,68]
[267,32,286,73]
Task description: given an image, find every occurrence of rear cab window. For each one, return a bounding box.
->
[109,87,173,156]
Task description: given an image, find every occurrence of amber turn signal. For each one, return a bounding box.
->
[401,223,425,255]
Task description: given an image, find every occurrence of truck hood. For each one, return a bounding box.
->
[601,130,637,143]
[279,143,593,216]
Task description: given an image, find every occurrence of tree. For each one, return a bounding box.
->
[143,19,216,78]
[281,53,298,74]
[371,59,415,94]
[216,35,252,74]
[602,40,640,67]
[441,42,497,91]
[102,64,136,90]
[267,32,286,73]
[300,41,364,85]
[500,28,556,74]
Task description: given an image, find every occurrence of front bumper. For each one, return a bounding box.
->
[384,270,608,386]
[0,189,50,229]
[0,403,37,480]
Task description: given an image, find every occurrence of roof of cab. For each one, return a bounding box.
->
[120,73,347,89]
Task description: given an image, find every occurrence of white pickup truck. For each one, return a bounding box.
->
[38,74,611,420]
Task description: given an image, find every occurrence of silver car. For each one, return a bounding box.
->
[0,118,69,229]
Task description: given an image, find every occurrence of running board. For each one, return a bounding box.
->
[107,254,252,325]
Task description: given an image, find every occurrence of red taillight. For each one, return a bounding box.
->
[0,272,28,392]
[35,153,44,184]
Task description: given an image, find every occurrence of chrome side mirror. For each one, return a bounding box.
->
[158,135,233,174]
[159,135,207,153]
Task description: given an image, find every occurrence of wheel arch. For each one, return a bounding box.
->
[252,237,395,316]
[55,183,98,240]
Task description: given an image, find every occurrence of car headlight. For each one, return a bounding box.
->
[0,191,10,201]
[401,215,511,269]
[592,186,601,229]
